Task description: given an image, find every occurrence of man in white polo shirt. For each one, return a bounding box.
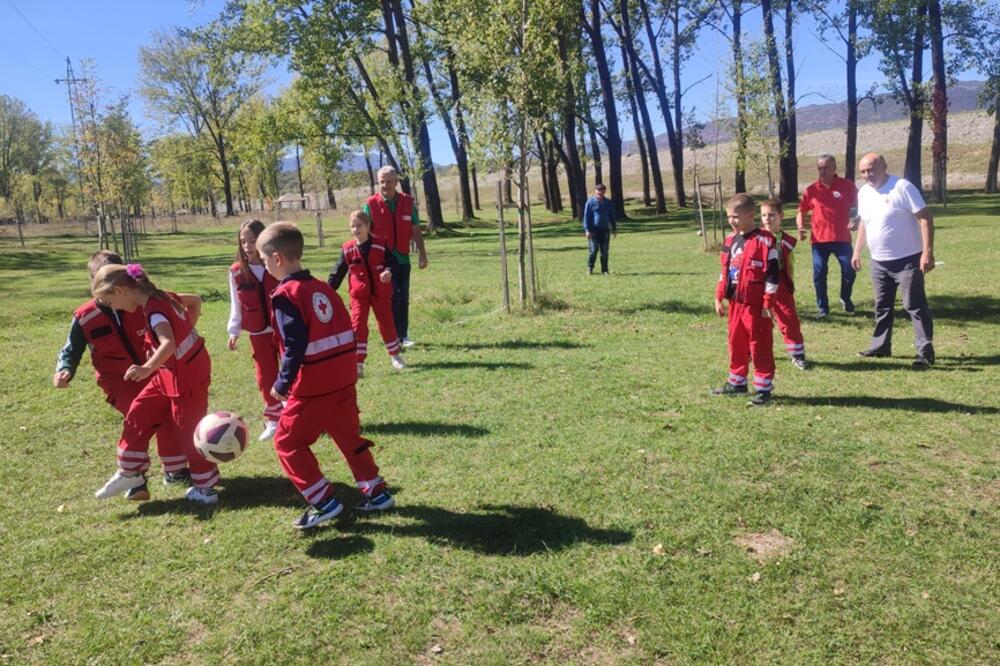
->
[851,153,935,368]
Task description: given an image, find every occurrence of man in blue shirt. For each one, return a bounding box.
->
[583,184,617,274]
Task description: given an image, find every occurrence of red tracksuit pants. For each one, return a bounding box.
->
[273,384,385,506]
[772,288,804,357]
[99,375,185,474]
[116,363,219,489]
[350,292,401,363]
[727,302,775,393]
[249,331,283,421]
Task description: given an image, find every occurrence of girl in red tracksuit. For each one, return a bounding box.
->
[328,210,404,376]
[90,263,221,505]
[760,198,808,370]
[227,219,283,440]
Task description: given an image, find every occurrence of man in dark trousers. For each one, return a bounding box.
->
[583,184,617,274]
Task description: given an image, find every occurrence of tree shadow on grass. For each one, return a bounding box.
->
[363,421,490,438]
[413,360,533,371]
[430,339,586,351]
[609,299,708,316]
[778,395,999,414]
[927,295,1000,323]
[813,357,985,373]
[307,504,633,558]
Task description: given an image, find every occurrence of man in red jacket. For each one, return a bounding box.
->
[363,166,429,347]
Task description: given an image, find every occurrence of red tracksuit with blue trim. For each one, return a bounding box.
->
[230,262,283,421]
[58,300,184,471]
[772,231,805,359]
[716,228,780,393]
[116,295,219,488]
[270,270,386,506]
[328,235,401,364]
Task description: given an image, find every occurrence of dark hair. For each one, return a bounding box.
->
[761,198,783,215]
[236,219,267,279]
[88,250,123,279]
[595,184,606,191]
[257,221,304,260]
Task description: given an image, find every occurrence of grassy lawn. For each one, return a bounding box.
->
[0,194,998,664]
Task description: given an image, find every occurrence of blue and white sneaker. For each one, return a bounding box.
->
[355,490,395,513]
[185,486,220,505]
[293,496,343,529]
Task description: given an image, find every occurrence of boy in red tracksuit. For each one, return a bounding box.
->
[713,193,781,406]
[54,250,188,500]
[90,263,220,505]
[761,198,809,371]
[328,210,404,377]
[257,221,395,530]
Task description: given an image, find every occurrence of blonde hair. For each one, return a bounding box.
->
[256,221,304,260]
[349,210,371,227]
[88,250,123,279]
[91,264,179,310]
[726,193,755,215]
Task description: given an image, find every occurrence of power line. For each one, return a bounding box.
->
[3,0,62,58]
[0,36,49,76]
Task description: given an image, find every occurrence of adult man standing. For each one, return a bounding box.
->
[583,184,616,275]
[851,153,935,368]
[796,154,859,318]
[364,166,428,347]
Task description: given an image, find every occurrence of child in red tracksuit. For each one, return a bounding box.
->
[227,219,283,441]
[257,221,394,529]
[328,210,404,377]
[54,250,189,500]
[90,263,221,505]
[761,198,809,371]
[713,193,781,406]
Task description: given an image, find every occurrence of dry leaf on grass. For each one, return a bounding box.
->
[749,572,762,583]
[652,543,666,556]
[430,644,444,654]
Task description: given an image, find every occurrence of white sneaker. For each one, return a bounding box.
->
[95,470,145,499]
[259,420,278,441]
[401,337,416,348]
[185,486,220,505]
[390,354,406,370]
[356,363,365,378]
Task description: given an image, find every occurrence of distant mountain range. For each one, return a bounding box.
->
[280,80,987,172]
[628,80,987,151]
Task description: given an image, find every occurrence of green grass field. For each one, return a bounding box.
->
[1,195,998,664]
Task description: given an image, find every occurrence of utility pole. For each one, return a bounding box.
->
[55,57,88,224]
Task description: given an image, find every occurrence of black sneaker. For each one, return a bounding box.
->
[791,355,809,370]
[163,469,192,486]
[857,349,891,358]
[840,298,856,314]
[125,480,150,501]
[711,383,748,396]
[748,391,772,406]
[912,356,934,370]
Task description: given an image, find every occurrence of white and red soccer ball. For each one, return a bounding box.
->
[194,411,249,463]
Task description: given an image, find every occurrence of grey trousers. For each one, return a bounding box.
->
[869,253,934,359]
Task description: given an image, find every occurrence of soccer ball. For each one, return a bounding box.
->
[194,411,249,463]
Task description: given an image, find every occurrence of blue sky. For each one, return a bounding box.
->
[0,1,974,165]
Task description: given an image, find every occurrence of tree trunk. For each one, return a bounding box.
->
[536,133,553,211]
[621,0,665,212]
[987,103,1000,194]
[627,73,652,207]
[845,0,859,181]
[295,144,306,200]
[365,152,376,194]
[471,163,481,209]
[928,0,947,203]
[216,134,235,216]
[636,0,685,205]
[326,177,337,209]
[586,0,626,219]
[733,1,748,193]
[546,138,562,212]
[670,1,687,204]
[904,2,927,190]
[504,165,514,204]
[557,31,588,219]
[761,0,794,202]
[388,0,445,230]
[784,0,798,197]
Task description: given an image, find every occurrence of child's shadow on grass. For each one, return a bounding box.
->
[779,395,999,414]
[363,421,490,438]
[117,475,338,521]
[308,504,633,559]
[413,360,533,371]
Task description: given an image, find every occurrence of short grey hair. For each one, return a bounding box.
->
[377,165,398,180]
[817,154,836,167]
